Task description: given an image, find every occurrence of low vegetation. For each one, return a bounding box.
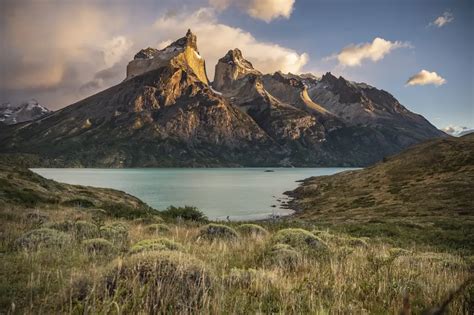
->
[160,205,208,222]
[1,205,472,313]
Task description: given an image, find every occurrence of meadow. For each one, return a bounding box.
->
[1,205,472,314]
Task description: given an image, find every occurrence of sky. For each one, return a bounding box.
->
[0,0,472,133]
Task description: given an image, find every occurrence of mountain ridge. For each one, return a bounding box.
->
[0,30,445,167]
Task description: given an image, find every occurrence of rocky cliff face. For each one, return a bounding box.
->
[0,31,445,167]
[126,29,209,85]
[0,100,51,125]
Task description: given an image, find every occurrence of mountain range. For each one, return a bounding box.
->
[0,30,445,167]
[0,99,51,125]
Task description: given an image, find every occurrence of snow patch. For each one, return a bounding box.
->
[193,50,202,59]
[210,86,222,96]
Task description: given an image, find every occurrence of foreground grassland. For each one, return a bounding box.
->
[0,205,472,314]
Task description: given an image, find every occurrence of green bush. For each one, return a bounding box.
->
[15,228,71,250]
[45,220,99,240]
[198,224,239,241]
[237,224,268,237]
[130,238,183,254]
[160,206,207,222]
[105,251,214,312]
[100,223,128,247]
[146,223,171,234]
[74,221,100,240]
[265,244,302,270]
[273,228,328,253]
[82,238,116,255]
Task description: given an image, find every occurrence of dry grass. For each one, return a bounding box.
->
[1,205,472,314]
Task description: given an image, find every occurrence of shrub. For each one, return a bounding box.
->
[45,220,75,232]
[15,228,71,250]
[87,208,107,226]
[237,224,268,237]
[198,224,239,241]
[105,251,214,312]
[45,220,99,240]
[160,206,207,222]
[100,223,128,247]
[146,223,171,234]
[130,238,183,254]
[74,221,100,240]
[273,228,328,253]
[82,238,116,255]
[265,244,302,270]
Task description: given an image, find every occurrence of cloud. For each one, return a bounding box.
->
[406,70,446,86]
[328,37,411,67]
[209,0,295,22]
[153,8,308,78]
[103,36,133,67]
[0,0,131,109]
[430,11,454,28]
[442,125,473,137]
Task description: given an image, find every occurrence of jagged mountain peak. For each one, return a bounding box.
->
[126,30,208,84]
[222,48,256,70]
[0,99,51,125]
[169,28,199,51]
[213,48,261,91]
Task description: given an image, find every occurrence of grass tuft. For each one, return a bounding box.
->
[198,223,239,241]
[15,228,71,250]
[236,224,268,237]
[130,238,183,254]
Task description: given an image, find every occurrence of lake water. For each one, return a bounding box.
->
[32,168,353,220]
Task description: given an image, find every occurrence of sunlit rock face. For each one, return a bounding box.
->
[126,29,209,85]
[212,48,261,92]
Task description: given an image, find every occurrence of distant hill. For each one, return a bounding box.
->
[0,156,151,218]
[287,134,474,252]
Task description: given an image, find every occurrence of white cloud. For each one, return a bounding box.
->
[153,8,308,78]
[209,0,295,22]
[0,0,133,108]
[406,70,446,86]
[430,11,454,28]
[329,37,411,67]
[442,125,472,137]
[103,36,133,67]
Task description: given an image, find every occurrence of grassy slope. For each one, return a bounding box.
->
[0,157,152,218]
[288,134,474,253]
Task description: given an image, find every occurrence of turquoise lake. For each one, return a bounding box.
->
[32,168,354,220]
